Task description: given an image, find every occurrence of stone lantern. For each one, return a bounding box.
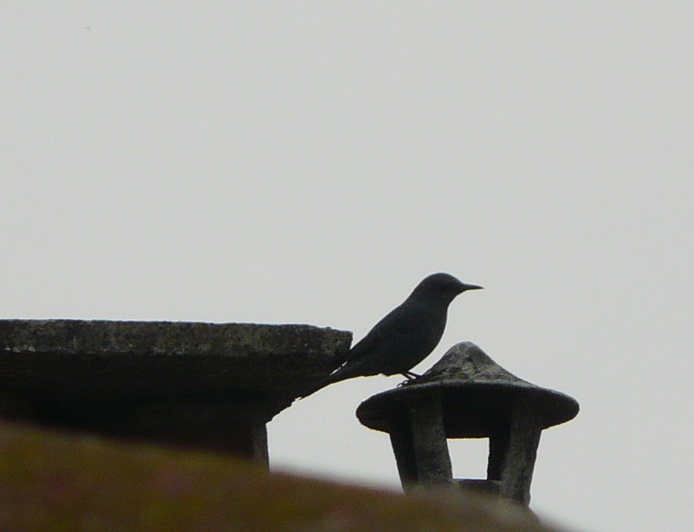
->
[356,342,579,506]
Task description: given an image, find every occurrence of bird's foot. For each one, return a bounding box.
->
[397,371,422,387]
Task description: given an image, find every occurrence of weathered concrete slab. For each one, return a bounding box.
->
[0,320,351,400]
[0,320,351,457]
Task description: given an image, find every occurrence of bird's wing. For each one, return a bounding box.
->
[338,304,430,366]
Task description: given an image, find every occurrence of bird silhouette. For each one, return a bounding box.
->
[300,273,482,397]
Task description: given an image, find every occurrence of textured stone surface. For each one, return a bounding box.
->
[358,342,579,436]
[0,320,351,399]
[356,342,580,505]
[0,320,352,454]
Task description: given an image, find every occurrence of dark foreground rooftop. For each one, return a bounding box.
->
[0,421,570,532]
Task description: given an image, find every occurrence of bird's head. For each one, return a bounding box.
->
[410,273,483,304]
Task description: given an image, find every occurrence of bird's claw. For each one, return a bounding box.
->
[397,371,422,387]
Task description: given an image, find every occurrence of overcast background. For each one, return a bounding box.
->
[2,3,693,531]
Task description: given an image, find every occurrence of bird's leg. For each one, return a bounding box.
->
[397,371,422,388]
[402,371,422,381]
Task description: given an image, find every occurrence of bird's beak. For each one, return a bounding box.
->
[461,283,483,292]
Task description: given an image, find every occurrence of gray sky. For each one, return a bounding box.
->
[2,3,693,531]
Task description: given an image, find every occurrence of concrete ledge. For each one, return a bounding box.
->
[0,320,351,399]
[0,320,351,456]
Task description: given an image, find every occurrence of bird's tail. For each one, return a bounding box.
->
[298,368,356,399]
[297,376,332,399]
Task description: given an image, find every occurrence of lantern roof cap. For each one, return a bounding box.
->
[357,342,579,437]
